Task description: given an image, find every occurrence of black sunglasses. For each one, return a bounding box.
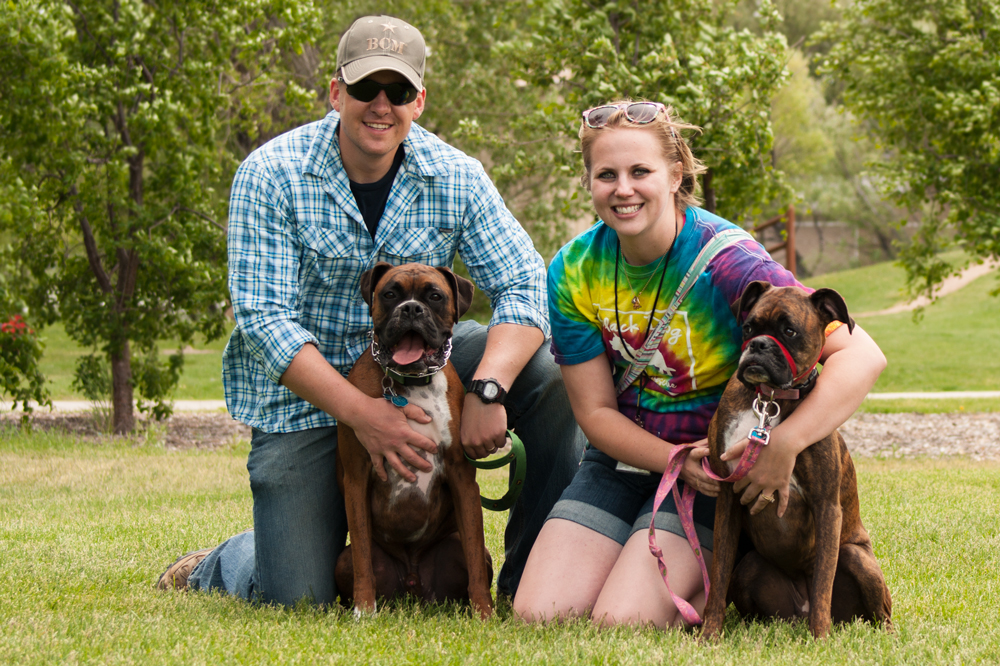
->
[340,76,420,106]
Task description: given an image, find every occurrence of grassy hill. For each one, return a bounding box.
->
[803,261,909,314]
[803,261,1000,394]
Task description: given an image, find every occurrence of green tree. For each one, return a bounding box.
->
[0,0,319,433]
[464,0,793,231]
[316,1,793,253]
[732,0,842,62]
[818,0,1000,298]
[771,51,834,187]
[769,50,907,273]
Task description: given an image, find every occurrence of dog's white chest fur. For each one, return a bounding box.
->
[386,372,453,503]
[721,408,783,474]
[721,405,802,494]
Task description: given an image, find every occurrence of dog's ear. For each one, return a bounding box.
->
[810,288,855,334]
[734,281,772,322]
[360,262,395,308]
[435,266,476,319]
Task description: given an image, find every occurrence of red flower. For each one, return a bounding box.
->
[2,314,28,336]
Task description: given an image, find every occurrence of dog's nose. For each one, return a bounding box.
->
[399,300,426,319]
[747,337,769,353]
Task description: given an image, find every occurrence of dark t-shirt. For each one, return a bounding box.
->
[350,145,405,239]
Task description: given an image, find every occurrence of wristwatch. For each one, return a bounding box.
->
[469,378,507,405]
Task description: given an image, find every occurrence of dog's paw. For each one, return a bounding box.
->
[352,602,377,621]
[471,596,493,621]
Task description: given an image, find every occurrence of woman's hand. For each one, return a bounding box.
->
[721,433,797,517]
[719,322,887,518]
[677,439,721,497]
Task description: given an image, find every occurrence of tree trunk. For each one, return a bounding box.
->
[111,339,135,434]
[109,125,142,435]
[703,168,716,214]
[867,222,898,260]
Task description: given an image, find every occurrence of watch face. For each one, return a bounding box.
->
[482,382,499,400]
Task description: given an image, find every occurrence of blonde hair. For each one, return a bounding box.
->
[579,100,707,213]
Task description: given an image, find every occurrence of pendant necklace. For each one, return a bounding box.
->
[613,215,679,429]
[618,252,667,309]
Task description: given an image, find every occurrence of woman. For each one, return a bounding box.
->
[512,101,885,628]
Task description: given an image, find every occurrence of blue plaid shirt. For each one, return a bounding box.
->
[222,111,549,433]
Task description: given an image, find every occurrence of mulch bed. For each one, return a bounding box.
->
[2,410,999,459]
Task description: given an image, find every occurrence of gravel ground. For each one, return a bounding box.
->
[0,410,250,450]
[840,412,1000,461]
[3,410,1000,460]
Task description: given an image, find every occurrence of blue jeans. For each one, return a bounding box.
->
[189,320,586,606]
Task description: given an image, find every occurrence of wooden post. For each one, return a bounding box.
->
[752,205,796,278]
[786,205,796,277]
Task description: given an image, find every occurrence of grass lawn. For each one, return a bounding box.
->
[36,323,231,401]
[858,397,1000,414]
[1,427,999,664]
[803,259,910,314]
[802,249,979,314]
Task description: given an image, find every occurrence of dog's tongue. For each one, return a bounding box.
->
[392,333,425,365]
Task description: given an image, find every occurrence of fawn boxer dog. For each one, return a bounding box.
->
[701,282,892,639]
[334,262,493,619]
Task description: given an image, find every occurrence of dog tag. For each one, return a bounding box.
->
[385,394,408,407]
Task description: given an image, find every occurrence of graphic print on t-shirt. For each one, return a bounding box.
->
[599,304,698,397]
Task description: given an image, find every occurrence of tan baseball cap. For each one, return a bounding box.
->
[336,16,426,90]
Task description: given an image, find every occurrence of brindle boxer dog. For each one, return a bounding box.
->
[334,262,493,619]
[702,282,892,639]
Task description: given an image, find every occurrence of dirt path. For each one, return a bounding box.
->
[855,260,998,317]
[3,411,999,460]
[0,411,250,451]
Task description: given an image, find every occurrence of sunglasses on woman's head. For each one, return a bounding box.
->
[340,76,420,106]
[582,102,667,129]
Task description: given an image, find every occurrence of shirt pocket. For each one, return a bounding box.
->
[298,223,364,291]
[379,226,457,266]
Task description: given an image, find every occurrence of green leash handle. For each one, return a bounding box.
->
[464,430,526,511]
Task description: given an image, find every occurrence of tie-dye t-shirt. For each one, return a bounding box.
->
[548,207,802,445]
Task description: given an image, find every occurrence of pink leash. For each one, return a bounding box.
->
[647,394,779,626]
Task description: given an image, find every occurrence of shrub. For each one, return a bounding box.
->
[0,313,51,414]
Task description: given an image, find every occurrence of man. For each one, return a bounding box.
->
[157,15,585,606]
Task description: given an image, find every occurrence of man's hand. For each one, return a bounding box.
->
[459,322,543,459]
[677,439,721,497]
[349,397,438,483]
[460,395,508,459]
[723,434,797,517]
[278,343,441,483]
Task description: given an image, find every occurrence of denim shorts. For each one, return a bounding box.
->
[546,447,716,550]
